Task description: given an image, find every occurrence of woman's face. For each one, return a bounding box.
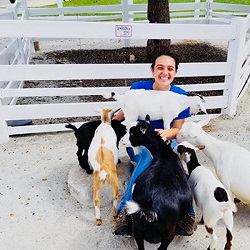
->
[152,55,177,90]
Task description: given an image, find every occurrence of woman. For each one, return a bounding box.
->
[113,52,196,237]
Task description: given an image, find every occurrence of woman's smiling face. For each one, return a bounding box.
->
[152,55,177,91]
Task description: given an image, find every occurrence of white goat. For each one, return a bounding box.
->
[104,89,207,131]
[176,116,250,204]
[88,108,119,225]
[176,141,237,250]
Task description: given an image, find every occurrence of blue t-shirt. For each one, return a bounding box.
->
[130,80,191,129]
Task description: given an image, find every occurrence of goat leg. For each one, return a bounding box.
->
[157,232,175,250]
[108,172,119,221]
[93,172,104,226]
[134,228,145,250]
[77,148,93,174]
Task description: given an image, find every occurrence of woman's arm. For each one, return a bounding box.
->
[112,109,125,121]
[155,118,185,141]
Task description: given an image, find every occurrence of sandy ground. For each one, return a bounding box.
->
[0,1,250,248]
[0,74,250,250]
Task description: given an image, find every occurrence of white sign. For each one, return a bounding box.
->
[115,25,132,37]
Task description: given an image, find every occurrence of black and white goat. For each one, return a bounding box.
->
[65,119,126,174]
[125,115,193,250]
[176,141,237,250]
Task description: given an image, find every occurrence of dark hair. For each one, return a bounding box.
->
[150,52,180,71]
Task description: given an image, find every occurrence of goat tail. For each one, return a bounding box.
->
[229,201,237,213]
[102,92,123,101]
[221,200,237,214]
[65,123,78,132]
[126,201,158,222]
[126,200,140,215]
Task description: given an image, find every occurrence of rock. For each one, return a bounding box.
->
[129,54,136,63]
[68,156,131,208]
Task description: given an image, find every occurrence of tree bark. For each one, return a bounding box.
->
[146,0,171,62]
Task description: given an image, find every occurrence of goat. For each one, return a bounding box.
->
[65,119,126,174]
[103,89,206,131]
[88,108,119,225]
[125,115,193,250]
[176,116,250,204]
[176,141,237,250]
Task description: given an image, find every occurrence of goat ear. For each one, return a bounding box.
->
[196,145,205,150]
[180,153,186,161]
[197,115,210,127]
[145,114,150,123]
[177,145,186,154]
[180,152,189,162]
[187,92,204,99]
[200,101,207,114]
[93,108,102,115]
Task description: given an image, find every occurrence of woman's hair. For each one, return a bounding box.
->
[151,52,180,71]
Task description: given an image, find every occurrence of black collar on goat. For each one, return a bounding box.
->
[126,115,193,250]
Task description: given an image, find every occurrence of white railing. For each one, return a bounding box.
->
[13,0,250,24]
[0,1,32,107]
[0,19,248,141]
[0,1,249,144]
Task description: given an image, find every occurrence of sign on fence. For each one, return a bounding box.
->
[115,25,132,37]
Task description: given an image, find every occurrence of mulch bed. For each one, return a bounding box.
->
[41,41,227,88]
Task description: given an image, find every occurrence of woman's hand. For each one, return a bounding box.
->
[155,118,185,141]
[155,127,180,141]
[112,109,125,121]
[155,129,171,141]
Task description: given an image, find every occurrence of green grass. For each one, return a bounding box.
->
[61,0,250,7]
[43,0,249,9]
[43,0,249,19]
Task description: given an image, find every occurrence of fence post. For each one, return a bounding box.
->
[223,17,247,116]
[0,99,9,144]
[122,0,130,47]
[21,0,37,52]
[57,0,64,18]
[206,0,213,24]
[194,0,200,20]
[21,0,28,19]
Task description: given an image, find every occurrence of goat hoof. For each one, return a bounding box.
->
[199,216,204,224]
[96,219,102,226]
[85,168,93,175]
[224,243,232,250]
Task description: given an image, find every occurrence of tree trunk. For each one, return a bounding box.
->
[146,0,171,62]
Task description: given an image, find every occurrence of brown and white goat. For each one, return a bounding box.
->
[88,108,119,225]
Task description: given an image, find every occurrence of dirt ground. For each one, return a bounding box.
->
[1,39,250,249]
[1,84,250,250]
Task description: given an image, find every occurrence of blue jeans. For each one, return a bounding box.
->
[117,140,195,215]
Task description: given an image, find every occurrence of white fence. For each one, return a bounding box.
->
[0,0,250,144]
[0,0,32,106]
[13,0,250,24]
